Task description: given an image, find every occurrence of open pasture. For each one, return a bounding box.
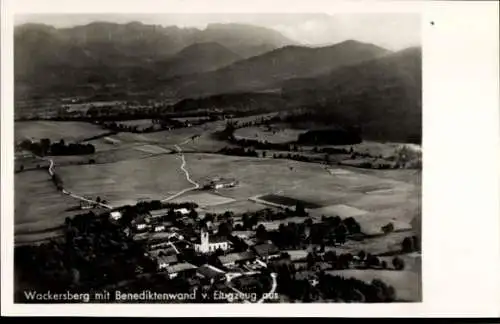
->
[184,153,419,231]
[44,143,161,167]
[15,154,49,171]
[199,199,272,214]
[256,194,323,209]
[169,192,236,207]
[15,170,90,243]
[15,121,107,143]
[313,204,369,218]
[56,154,191,206]
[133,144,172,155]
[118,119,154,127]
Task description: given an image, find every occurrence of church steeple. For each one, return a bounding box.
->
[200,226,209,253]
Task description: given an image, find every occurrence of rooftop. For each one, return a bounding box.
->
[174,208,191,215]
[149,209,171,218]
[197,264,226,279]
[157,254,178,265]
[166,262,198,274]
[253,243,280,257]
[218,251,256,265]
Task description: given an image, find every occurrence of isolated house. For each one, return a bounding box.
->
[110,211,122,221]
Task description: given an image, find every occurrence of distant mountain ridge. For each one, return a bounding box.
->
[170,46,422,142]
[14,21,298,97]
[155,42,242,77]
[160,39,392,99]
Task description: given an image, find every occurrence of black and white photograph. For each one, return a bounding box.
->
[2,0,499,317]
[11,11,423,304]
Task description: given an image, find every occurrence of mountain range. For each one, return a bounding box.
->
[14,21,296,92]
[14,21,421,142]
[161,40,391,99]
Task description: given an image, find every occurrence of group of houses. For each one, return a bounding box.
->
[106,202,286,282]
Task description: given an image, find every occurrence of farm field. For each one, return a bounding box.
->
[43,144,164,166]
[199,199,272,214]
[56,154,191,207]
[257,194,323,209]
[15,121,107,143]
[15,154,50,171]
[169,192,236,207]
[183,153,420,235]
[14,170,92,244]
[118,119,154,127]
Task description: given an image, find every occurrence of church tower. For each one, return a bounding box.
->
[200,226,210,253]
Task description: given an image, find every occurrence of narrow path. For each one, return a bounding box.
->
[36,155,113,210]
[161,138,201,202]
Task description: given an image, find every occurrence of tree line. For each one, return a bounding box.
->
[19,138,96,156]
[269,262,398,302]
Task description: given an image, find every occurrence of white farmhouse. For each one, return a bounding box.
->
[110,211,122,221]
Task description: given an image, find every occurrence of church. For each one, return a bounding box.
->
[194,227,231,254]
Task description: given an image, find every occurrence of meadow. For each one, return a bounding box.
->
[15,121,107,143]
[56,154,191,207]
[14,170,94,244]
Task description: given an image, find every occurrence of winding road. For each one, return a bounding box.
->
[162,139,201,202]
[225,271,278,304]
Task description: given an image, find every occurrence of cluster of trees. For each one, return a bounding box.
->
[19,138,95,156]
[272,153,320,163]
[51,173,64,191]
[116,200,199,227]
[300,249,405,272]
[236,206,308,231]
[313,147,353,155]
[231,137,294,151]
[270,262,397,302]
[297,128,362,146]
[101,121,163,133]
[100,118,204,134]
[401,235,420,253]
[232,274,272,297]
[266,215,362,250]
[14,211,155,301]
[50,140,96,156]
[218,146,259,157]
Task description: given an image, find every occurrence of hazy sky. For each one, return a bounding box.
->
[15,13,421,51]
